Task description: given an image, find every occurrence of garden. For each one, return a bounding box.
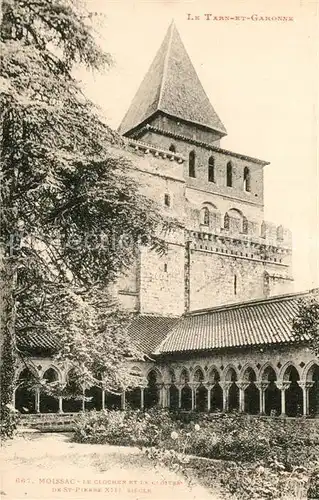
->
[74,408,319,499]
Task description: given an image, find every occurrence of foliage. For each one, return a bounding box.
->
[73,409,319,499]
[0,403,19,439]
[292,291,319,355]
[74,408,177,447]
[307,468,319,499]
[0,0,176,420]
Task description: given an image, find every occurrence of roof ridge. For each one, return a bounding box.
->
[188,289,316,317]
[152,315,184,355]
[158,21,174,109]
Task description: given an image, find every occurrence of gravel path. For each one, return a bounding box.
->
[1,431,222,500]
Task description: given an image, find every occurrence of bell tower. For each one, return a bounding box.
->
[116,21,293,315]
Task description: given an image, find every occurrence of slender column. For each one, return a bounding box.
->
[178,386,182,408]
[299,381,313,416]
[140,387,144,410]
[256,382,267,415]
[35,388,40,413]
[162,384,169,408]
[191,385,195,410]
[221,383,230,412]
[281,388,286,416]
[58,396,63,413]
[166,385,170,409]
[207,386,211,412]
[159,384,166,408]
[121,391,126,410]
[278,382,290,417]
[238,382,248,413]
[101,389,105,410]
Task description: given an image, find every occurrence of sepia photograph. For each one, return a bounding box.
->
[1,0,319,499]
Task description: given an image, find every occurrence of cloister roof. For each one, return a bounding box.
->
[128,315,180,356]
[16,315,179,357]
[155,290,317,355]
[16,290,317,357]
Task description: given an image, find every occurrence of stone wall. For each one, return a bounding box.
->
[108,140,293,315]
[139,244,185,316]
[138,127,265,211]
[141,113,223,146]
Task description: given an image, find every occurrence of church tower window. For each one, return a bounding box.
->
[201,207,210,225]
[234,274,237,295]
[243,167,251,192]
[164,193,170,206]
[208,156,215,182]
[169,144,176,153]
[227,162,233,187]
[189,150,196,178]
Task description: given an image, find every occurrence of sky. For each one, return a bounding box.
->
[78,0,318,292]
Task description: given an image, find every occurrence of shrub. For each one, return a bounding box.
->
[0,403,19,439]
[307,468,319,499]
[73,408,177,447]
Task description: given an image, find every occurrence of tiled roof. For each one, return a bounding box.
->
[118,22,226,137]
[16,291,317,356]
[17,331,61,352]
[156,291,317,354]
[128,315,180,356]
[16,315,179,356]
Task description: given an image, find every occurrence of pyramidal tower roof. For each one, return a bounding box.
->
[118,21,227,137]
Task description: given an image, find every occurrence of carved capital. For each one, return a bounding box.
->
[255,382,269,392]
[277,382,291,391]
[219,381,232,391]
[298,381,314,390]
[237,380,250,391]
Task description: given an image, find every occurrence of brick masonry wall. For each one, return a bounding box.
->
[106,145,187,315]
[188,250,266,310]
[139,128,265,210]
[149,114,222,145]
[139,244,185,316]
[107,138,292,316]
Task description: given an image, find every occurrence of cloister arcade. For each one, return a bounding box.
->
[14,361,319,418]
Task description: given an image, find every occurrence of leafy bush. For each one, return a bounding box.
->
[307,468,319,499]
[74,409,319,467]
[73,409,319,499]
[0,403,19,439]
[73,408,177,447]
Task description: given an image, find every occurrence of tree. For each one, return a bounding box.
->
[292,290,319,355]
[0,0,175,418]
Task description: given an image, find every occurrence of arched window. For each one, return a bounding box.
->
[226,162,233,187]
[224,212,230,230]
[243,167,251,192]
[224,208,245,233]
[164,193,170,207]
[234,274,237,295]
[208,156,215,182]
[169,144,176,153]
[201,207,210,225]
[189,150,196,178]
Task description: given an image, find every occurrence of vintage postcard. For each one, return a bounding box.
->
[1,0,318,499]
